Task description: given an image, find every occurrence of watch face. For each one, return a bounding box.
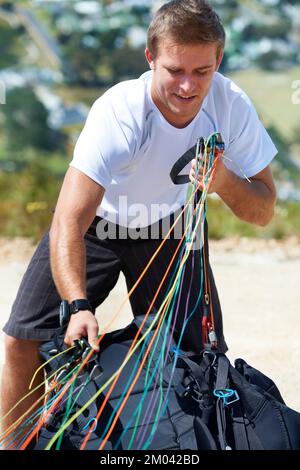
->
[59,304,64,327]
[59,301,69,327]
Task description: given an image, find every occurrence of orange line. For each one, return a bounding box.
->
[19,183,200,450]
[97,205,204,450]
[96,163,220,450]
[0,378,61,448]
[80,196,200,449]
[21,149,221,450]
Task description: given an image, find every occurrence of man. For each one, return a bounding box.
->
[1,0,277,443]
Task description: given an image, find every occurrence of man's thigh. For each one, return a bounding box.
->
[3,220,122,341]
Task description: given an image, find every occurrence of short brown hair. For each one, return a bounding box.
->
[147,0,226,58]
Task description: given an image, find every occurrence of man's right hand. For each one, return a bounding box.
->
[64,311,99,352]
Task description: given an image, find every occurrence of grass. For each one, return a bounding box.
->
[0,170,299,240]
[207,196,300,240]
[53,86,106,107]
[228,66,300,142]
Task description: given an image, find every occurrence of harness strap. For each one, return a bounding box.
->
[231,402,251,450]
[176,355,209,395]
[216,399,228,450]
[215,355,230,391]
[169,143,199,185]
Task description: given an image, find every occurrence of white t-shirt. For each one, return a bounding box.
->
[70,71,277,228]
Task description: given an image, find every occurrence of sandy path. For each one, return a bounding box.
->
[0,237,299,411]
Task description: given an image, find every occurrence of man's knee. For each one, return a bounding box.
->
[4,334,42,363]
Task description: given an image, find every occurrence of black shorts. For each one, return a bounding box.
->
[3,216,227,354]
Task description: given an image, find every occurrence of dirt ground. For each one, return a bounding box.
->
[0,236,299,411]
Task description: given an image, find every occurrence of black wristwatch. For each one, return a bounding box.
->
[59,299,93,327]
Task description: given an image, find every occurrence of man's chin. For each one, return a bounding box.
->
[169,106,198,122]
[169,99,201,115]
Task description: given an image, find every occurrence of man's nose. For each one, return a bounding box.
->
[179,76,195,94]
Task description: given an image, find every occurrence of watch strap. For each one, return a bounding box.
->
[69,299,93,315]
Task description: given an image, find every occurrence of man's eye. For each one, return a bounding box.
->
[167,68,181,75]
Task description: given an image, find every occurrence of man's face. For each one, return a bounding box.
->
[145,40,223,128]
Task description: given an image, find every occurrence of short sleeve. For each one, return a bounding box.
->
[224,93,278,179]
[70,93,136,189]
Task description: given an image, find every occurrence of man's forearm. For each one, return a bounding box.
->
[49,221,87,302]
[216,167,276,227]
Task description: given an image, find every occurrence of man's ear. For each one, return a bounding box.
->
[145,48,155,70]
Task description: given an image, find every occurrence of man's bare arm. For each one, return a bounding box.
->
[49,167,105,348]
[190,160,277,227]
[216,163,276,226]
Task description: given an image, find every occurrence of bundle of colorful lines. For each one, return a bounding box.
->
[1,133,227,450]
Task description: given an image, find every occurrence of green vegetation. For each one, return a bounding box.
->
[0,0,299,241]
[0,87,68,178]
[0,70,299,240]
[229,67,300,142]
[53,85,105,107]
[0,18,24,68]
[3,87,53,152]
[207,198,300,240]
[0,176,299,241]
[0,160,62,241]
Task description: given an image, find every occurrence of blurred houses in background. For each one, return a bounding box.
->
[0,0,299,239]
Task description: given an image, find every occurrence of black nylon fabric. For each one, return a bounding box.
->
[36,318,203,450]
[34,319,300,451]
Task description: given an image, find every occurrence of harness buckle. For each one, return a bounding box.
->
[213,388,240,407]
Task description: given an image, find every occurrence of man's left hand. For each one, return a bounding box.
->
[189,156,229,194]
